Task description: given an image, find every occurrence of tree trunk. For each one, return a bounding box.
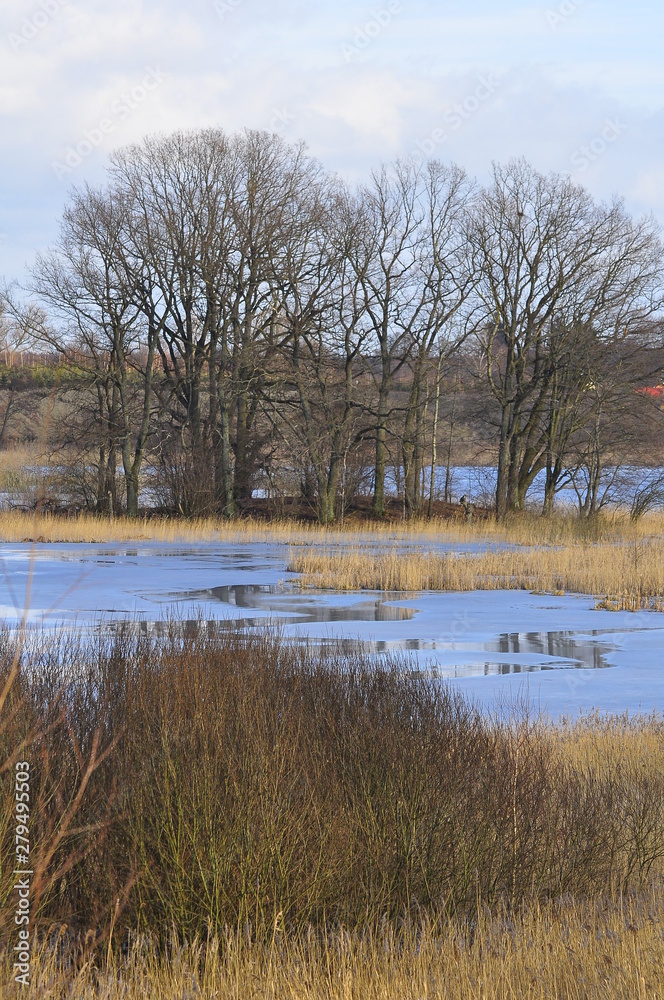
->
[372,378,390,518]
[496,404,513,518]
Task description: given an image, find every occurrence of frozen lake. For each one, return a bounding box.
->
[1,540,663,719]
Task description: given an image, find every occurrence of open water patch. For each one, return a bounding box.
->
[166,583,416,625]
[157,584,617,677]
[369,630,615,676]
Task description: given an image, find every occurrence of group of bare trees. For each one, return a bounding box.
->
[5,128,664,520]
[468,163,664,516]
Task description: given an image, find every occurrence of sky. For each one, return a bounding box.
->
[1,0,664,285]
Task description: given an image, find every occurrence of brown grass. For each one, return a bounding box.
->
[2,508,664,546]
[2,892,664,999]
[0,446,42,474]
[289,534,664,608]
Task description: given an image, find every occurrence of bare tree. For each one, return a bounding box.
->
[108,129,325,516]
[352,161,474,517]
[467,159,664,517]
[276,182,373,523]
[109,131,233,514]
[31,185,161,516]
[399,163,474,516]
[9,142,664,521]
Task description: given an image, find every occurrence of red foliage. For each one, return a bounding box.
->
[637,385,664,398]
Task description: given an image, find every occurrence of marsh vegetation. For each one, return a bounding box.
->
[1,627,664,995]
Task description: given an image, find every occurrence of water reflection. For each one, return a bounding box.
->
[122,619,613,677]
[371,631,612,675]
[489,631,608,670]
[139,585,616,677]
[170,584,416,625]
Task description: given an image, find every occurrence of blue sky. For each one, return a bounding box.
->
[2,0,663,284]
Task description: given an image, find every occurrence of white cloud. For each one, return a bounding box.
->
[1,0,664,282]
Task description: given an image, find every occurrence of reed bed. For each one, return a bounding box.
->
[4,507,658,609]
[289,536,664,608]
[0,510,317,544]
[550,711,664,766]
[2,891,664,999]
[2,508,664,546]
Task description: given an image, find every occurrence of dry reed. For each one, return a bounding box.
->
[289,535,664,607]
[2,891,664,998]
[2,508,664,546]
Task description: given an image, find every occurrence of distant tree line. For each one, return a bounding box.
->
[3,129,664,520]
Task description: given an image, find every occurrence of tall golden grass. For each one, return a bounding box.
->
[0,446,42,474]
[2,506,664,542]
[2,892,663,999]
[0,510,319,544]
[551,712,664,769]
[3,509,664,606]
[2,507,664,544]
[289,535,664,608]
